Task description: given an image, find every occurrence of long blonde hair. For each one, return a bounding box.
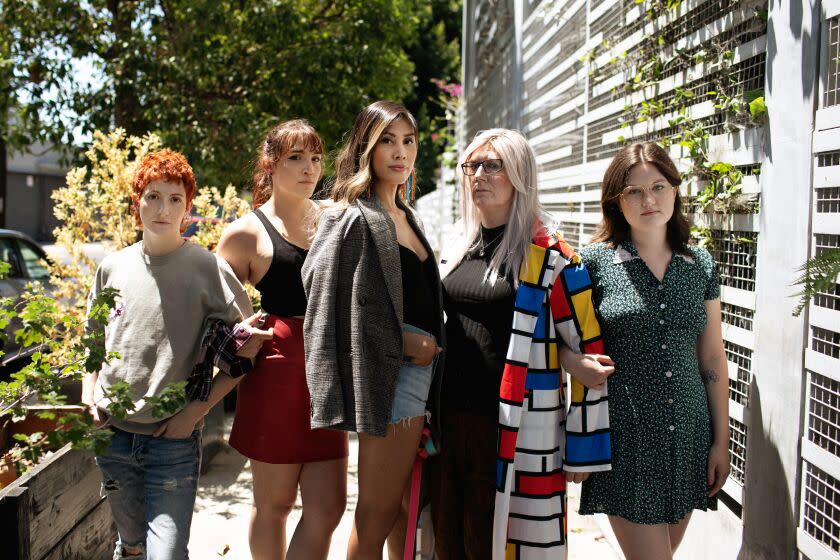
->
[451,128,553,283]
[330,100,418,206]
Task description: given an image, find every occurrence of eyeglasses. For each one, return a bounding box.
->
[617,182,676,203]
[461,159,504,176]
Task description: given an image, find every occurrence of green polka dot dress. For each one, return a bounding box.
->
[579,240,720,524]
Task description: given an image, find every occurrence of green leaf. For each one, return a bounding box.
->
[791,249,840,316]
[146,382,188,418]
[749,96,767,119]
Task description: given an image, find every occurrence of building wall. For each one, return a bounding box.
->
[5,172,63,241]
[5,143,67,242]
[459,1,836,557]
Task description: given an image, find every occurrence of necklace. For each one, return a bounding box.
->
[479,228,504,257]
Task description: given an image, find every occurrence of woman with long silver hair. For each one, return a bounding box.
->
[431,128,614,559]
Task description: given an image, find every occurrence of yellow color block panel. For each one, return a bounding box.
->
[506,542,517,560]
[548,344,559,369]
[571,377,585,404]
[520,245,547,285]
[570,290,600,340]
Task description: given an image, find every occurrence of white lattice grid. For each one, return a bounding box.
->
[808,370,840,460]
[814,284,840,312]
[721,301,754,330]
[709,230,759,292]
[817,187,840,213]
[810,233,840,342]
[529,1,767,258]
[816,233,840,256]
[817,150,840,167]
[728,416,747,485]
[463,0,515,134]
[801,461,840,554]
[826,16,840,108]
[812,327,840,360]
[725,340,752,407]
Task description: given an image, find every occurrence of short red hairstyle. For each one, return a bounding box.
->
[130,149,197,226]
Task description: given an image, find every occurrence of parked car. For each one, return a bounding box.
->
[0,229,52,366]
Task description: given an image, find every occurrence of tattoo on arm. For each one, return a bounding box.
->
[700,369,720,384]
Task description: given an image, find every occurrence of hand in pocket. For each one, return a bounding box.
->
[402,331,441,367]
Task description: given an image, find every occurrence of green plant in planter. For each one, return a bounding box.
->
[690,225,715,250]
[0,128,251,475]
[696,162,744,213]
[0,281,123,472]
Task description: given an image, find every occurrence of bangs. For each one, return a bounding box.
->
[274,127,323,158]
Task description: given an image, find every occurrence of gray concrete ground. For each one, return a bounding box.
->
[190,415,622,559]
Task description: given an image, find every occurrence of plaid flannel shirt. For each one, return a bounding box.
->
[186,318,254,401]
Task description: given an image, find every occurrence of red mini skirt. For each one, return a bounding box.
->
[229,315,348,464]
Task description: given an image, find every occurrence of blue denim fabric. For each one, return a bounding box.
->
[390,324,436,423]
[95,427,202,560]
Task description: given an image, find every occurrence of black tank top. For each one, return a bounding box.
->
[399,245,439,338]
[252,208,308,317]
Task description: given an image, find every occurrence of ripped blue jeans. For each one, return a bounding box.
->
[95,427,201,560]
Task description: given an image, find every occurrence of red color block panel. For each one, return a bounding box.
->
[499,427,518,460]
[554,239,575,261]
[517,471,567,496]
[582,339,604,354]
[549,283,572,321]
[500,364,528,403]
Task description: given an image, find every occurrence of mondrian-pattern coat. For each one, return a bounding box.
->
[493,227,611,560]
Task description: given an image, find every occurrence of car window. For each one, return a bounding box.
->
[0,238,23,278]
[17,241,50,280]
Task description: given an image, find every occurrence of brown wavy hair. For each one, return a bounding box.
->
[330,100,418,206]
[252,119,324,208]
[130,149,196,228]
[591,142,690,253]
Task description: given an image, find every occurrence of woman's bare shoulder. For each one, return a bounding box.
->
[218,212,262,250]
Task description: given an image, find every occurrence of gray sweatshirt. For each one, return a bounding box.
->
[88,241,252,434]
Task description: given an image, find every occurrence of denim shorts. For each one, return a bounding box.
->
[389,324,436,424]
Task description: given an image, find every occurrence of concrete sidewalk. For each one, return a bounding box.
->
[190,419,622,559]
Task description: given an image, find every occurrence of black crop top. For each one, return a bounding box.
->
[252,208,308,317]
[399,245,439,339]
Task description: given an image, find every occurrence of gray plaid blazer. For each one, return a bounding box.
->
[302,194,445,437]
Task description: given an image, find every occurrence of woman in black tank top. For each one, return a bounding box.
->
[217,120,348,560]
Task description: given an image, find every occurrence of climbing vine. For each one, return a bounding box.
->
[583,0,768,246]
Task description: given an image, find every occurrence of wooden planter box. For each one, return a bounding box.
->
[0,444,115,560]
[0,399,227,559]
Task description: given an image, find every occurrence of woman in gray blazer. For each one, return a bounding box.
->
[302,100,444,559]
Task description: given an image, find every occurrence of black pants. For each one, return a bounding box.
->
[429,410,497,560]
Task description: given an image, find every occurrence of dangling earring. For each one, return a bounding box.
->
[404,173,414,203]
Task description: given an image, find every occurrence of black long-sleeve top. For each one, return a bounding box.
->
[441,225,515,417]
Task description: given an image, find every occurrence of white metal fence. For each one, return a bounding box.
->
[799,4,840,558]
[460,0,769,522]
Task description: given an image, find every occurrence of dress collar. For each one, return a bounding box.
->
[612,239,695,264]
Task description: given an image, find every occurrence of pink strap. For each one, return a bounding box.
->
[404,426,435,560]
[404,454,423,560]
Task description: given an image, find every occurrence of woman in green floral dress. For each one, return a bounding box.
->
[579,142,730,560]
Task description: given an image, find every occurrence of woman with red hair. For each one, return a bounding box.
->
[83,148,266,560]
